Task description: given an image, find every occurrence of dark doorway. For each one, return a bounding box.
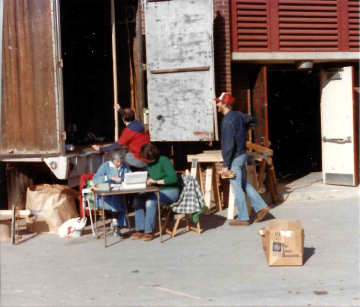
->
[267,70,321,179]
[60,0,137,145]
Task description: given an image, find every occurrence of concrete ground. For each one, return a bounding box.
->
[1,180,359,307]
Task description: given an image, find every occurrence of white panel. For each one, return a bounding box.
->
[145,0,216,141]
[320,66,355,186]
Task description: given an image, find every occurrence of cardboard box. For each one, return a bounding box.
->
[258,220,305,266]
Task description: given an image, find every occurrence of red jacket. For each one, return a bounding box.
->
[117,120,150,162]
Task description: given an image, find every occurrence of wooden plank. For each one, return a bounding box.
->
[279,41,338,46]
[187,154,223,162]
[150,66,210,74]
[190,159,204,195]
[227,185,235,220]
[280,36,338,41]
[269,165,278,195]
[212,163,222,211]
[111,0,119,140]
[203,166,213,215]
[246,155,258,191]
[171,214,182,238]
[278,17,338,22]
[267,165,277,204]
[257,157,268,190]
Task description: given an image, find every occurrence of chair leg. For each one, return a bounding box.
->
[125,199,132,234]
[185,214,190,230]
[161,208,172,235]
[171,214,182,238]
[196,221,201,235]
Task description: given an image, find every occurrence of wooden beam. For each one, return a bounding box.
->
[111,0,119,141]
[204,166,213,215]
[150,66,210,74]
[212,164,222,211]
[246,142,273,156]
[135,0,145,122]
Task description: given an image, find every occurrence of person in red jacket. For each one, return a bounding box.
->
[92,107,150,169]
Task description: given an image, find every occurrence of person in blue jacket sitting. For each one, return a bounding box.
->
[92,147,131,239]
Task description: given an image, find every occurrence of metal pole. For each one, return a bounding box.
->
[102,196,107,248]
[156,191,162,243]
[111,0,119,140]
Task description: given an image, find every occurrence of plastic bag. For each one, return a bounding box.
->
[58,217,87,238]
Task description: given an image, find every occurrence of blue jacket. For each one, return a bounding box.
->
[221,110,256,167]
[92,161,131,184]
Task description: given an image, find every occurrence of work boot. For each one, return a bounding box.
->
[228,220,250,226]
[130,232,145,240]
[254,206,270,223]
[142,233,155,241]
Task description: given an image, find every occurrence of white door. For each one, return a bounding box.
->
[145,0,217,141]
[321,66,357,186]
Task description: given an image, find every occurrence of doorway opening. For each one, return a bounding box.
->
[60,0,138,146]
[267,70,321,180]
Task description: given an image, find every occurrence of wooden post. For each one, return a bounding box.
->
[111,0,119,140]
[204,166,213,215]
[191,159,204,195]
[125,5,135,111]
[227,185,235,220]
[135,0,145,122]
[257,157,268,190]
[212,163,222,211]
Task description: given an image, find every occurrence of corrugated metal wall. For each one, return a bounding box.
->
[231,0,360,52]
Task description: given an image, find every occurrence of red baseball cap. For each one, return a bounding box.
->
[214,92,234,104]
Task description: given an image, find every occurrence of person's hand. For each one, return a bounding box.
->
[147,178,157,185]
[92,145,100,151]
[115,104,121,111]
[111,176,121,184]
[222,167,228,174]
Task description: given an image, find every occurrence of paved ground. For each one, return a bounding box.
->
[1,191,359,307]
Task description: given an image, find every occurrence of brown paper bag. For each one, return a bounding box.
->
[26,184,79,234]
[258,220,305,266]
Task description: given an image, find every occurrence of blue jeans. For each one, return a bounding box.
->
[96,195,126,227]
[229,153,267,221]
[125,152,147,169]
[134,188,179,233]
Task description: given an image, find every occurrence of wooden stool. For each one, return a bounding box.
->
[161,207,201,238]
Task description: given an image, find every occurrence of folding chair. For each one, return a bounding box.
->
[79,173,96,236]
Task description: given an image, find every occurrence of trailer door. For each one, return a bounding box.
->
[0,0,63,157]
[145,0,217,141]
[320,66,358,186]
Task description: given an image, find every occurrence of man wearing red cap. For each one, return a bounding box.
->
[215,92,270,226]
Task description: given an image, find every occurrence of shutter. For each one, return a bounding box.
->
[278,0,339,52]
[233,0,270,52]
[348,0,360,51]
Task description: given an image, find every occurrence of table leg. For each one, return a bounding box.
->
[93,192,98,239]
[102,196,107,248]
[125,197,132,234]
[156,191,162,243]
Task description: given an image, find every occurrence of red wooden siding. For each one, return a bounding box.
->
[231,0,270,52]
[231,0,360,52]
[348,0,360,51]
